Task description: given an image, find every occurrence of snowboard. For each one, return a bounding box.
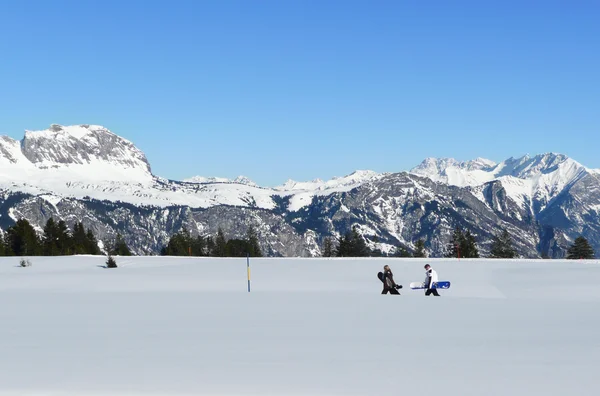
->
[378,272,402,289]
[410,281,451,290]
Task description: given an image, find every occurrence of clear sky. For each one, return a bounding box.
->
[1,0,598,186]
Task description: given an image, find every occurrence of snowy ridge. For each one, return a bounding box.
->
[411,153,592,211]
[0,126,384,210]
[275,170,383,211]
[275,170,380,192]
[411,153,589,188]
[183,175,259,187]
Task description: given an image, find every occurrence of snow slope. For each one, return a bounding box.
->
[0,256,599,396]
[274,170,383,211]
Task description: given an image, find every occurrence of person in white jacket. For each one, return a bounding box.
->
[424,264,440,296]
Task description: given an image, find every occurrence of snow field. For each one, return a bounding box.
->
[0,256,599,395]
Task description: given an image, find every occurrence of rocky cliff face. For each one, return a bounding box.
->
[0,190,317,257]
[21,124,151,172]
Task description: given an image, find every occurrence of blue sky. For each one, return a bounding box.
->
[1,0,598,186]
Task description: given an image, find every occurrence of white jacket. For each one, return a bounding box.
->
[425,268,438,287]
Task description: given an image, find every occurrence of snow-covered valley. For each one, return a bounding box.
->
[0,256,599,395]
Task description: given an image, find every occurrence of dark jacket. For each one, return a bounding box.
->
[383,269,397,289]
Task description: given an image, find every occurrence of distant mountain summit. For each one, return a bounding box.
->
[1,124,152,181]
[410,153,586,187]
[183,175,258,187]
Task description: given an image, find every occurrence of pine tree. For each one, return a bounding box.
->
[2,231,12,256]
[490,229,516,258]
[162,228,207,256]
[225,239,250,257]
[350,226,370,257]
[246,225,262,257]
[566,236,595,259]
[214,228,227,257]
[335,226,371,257]
[85,228,101,255]
[162,228,192,256]
[446,227,464,258]
[42,218,60,256]
[335,232,352,257]
[7,219,41,256]
[111,233,132,256]
[446,227,479,258]
[205,236,216,256]
[56,220,73,255]
[322,237,335,257]
[0,233,6,256]
[106,255,118,268]
[463,230,480,258]
[394,245,412,257]
[72,222,88,254]
[414,239,426,258]
[190,235,207,256]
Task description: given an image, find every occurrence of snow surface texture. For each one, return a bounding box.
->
[1,256,599,396]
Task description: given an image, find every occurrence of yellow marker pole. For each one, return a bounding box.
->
[247,253,251,292]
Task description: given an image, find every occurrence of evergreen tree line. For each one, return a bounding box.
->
[161,226,262,257]
[0,218,131,257]
[321,226,428,258]
[1,218,595,259]
[320,225,596,259]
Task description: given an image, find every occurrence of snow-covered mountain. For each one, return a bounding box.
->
[411,153,591,214]
[1,124,599,258]
[410,153,587,188]
[1,124,151,179]
[0,125,380,211]
[410,157,497,185]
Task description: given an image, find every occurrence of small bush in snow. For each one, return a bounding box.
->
[106,255,118,268]
[19,258,32,267]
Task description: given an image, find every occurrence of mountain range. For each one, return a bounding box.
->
[1,124,599,258]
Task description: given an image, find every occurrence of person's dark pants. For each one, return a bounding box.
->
[425,288,440,296]
[382,287,400,295]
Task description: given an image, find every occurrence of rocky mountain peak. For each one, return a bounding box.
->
[20,124,152,174]
[497,153,573,179]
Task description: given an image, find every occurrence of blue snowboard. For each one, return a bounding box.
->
[410,281,451,290]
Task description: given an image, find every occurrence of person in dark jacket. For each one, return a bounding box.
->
[382,265,402,294]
